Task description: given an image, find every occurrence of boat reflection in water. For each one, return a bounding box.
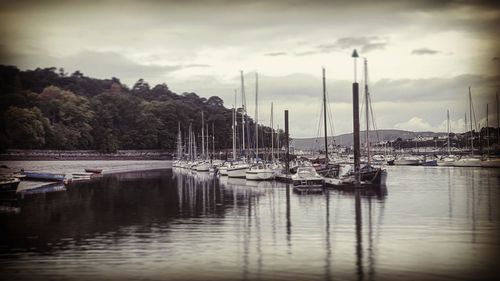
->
[0,167,499,281]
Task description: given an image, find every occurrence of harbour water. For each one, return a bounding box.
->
[1,164,499,280]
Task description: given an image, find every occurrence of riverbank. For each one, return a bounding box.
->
[0,160,172,192]
[0,149,173,161]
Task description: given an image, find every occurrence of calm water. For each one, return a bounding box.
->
[1,165,499,281]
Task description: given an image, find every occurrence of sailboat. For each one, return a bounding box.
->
[325,52,387,187]
[454,87,482,167]
[228,71,250,178]
[437,109,457,166]
[246,72,275,180]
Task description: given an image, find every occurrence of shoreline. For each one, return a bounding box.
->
[0,160,172,193]
[0,149,173,161]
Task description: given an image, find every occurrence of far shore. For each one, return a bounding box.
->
[0,159,172,192]
[0,149,173,161]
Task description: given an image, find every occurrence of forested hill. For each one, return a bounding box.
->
[0,65,280,152]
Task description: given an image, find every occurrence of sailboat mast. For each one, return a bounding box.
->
[201,112,205,158]
[212,123,215,158]
[352,49,361,184]
[206,124,209,160]
[255,72,259,161]
[271,103,274,162]
[277,125,280,161]
[177,122,182,160]
[469,87,473,155]
[364,58,370,165]
[464,112,467,151]
[240,71,246,161]
[497,93,499,145]
[447,109,451,154]
[233,90,237,161]
[486,104,489,156]
[322,67,328,162]
[189,123,192,160]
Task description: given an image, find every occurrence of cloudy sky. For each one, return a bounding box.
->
[1,0,499,138]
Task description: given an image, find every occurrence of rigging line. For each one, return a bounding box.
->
[325,89,336,144]
[368,93,380,143]
[315,99,324,151]
[471,97,478,132]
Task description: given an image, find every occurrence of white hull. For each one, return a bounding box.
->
[394,159,420,166]
[196,163,210,172]
[227,165,249,178]
[453,158,482,167]
[481,158,500,168]
[437,160,455,166]
[245,169,275,180]
[219,166,228,176]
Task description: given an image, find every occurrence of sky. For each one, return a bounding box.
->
[1,0,499,138]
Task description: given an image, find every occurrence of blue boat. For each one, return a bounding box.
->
[422,159,438,166]
[20,183,66,195]
[22,171,66,181]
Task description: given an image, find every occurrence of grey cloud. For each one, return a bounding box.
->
[183,64,211,68]
[317,37,388,54]
[293,50,319,56]
[411,48,440,55]
[264,52,287,56]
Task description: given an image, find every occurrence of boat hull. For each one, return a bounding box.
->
[219,166,228,176]
[453,159,482,167]
[227,166,249,178]
[0,178,20,193]
[245,170,275,180]
[393,159,420,166]
[22,172,66,181]
[481,159,500,168]
[195,163,210,172]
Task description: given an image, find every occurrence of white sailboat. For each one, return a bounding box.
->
[246,72,275,180]
[228,71,250,178]
[437,109,457,166]
[454,87,482,167]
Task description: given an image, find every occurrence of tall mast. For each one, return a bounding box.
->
[177,122,182,160]
[364,58,370,165]
[497,92,499,145]
[469,87,473,155]
[233,90,237,161]
[255,72,259,161]
[486,104,489,156]
[271,102,274,162]
[277,125,280,161]
[322,67,328,162]
[201,112,205,158]
[240,70,246,161]
[352,49,361,184]
[464,112,467,151]
[188,123,192,160]
[447,109,451,154]
[194,132,197,159]
[212,123,215,158]
[206,124,209,160]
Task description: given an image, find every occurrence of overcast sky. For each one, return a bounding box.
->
[1,0,499,138]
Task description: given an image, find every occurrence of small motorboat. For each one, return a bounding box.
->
[84,168,103,174]
[22,171,66,181]
[72,172,95,181]
[245,164,275,180]
[292,166,325,193]
[0,177,21,193]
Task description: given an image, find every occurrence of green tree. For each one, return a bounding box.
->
[4,106,50,148]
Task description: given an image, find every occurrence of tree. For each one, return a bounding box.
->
[4,106,50,149]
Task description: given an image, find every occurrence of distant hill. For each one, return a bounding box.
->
[291,129,448,150]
